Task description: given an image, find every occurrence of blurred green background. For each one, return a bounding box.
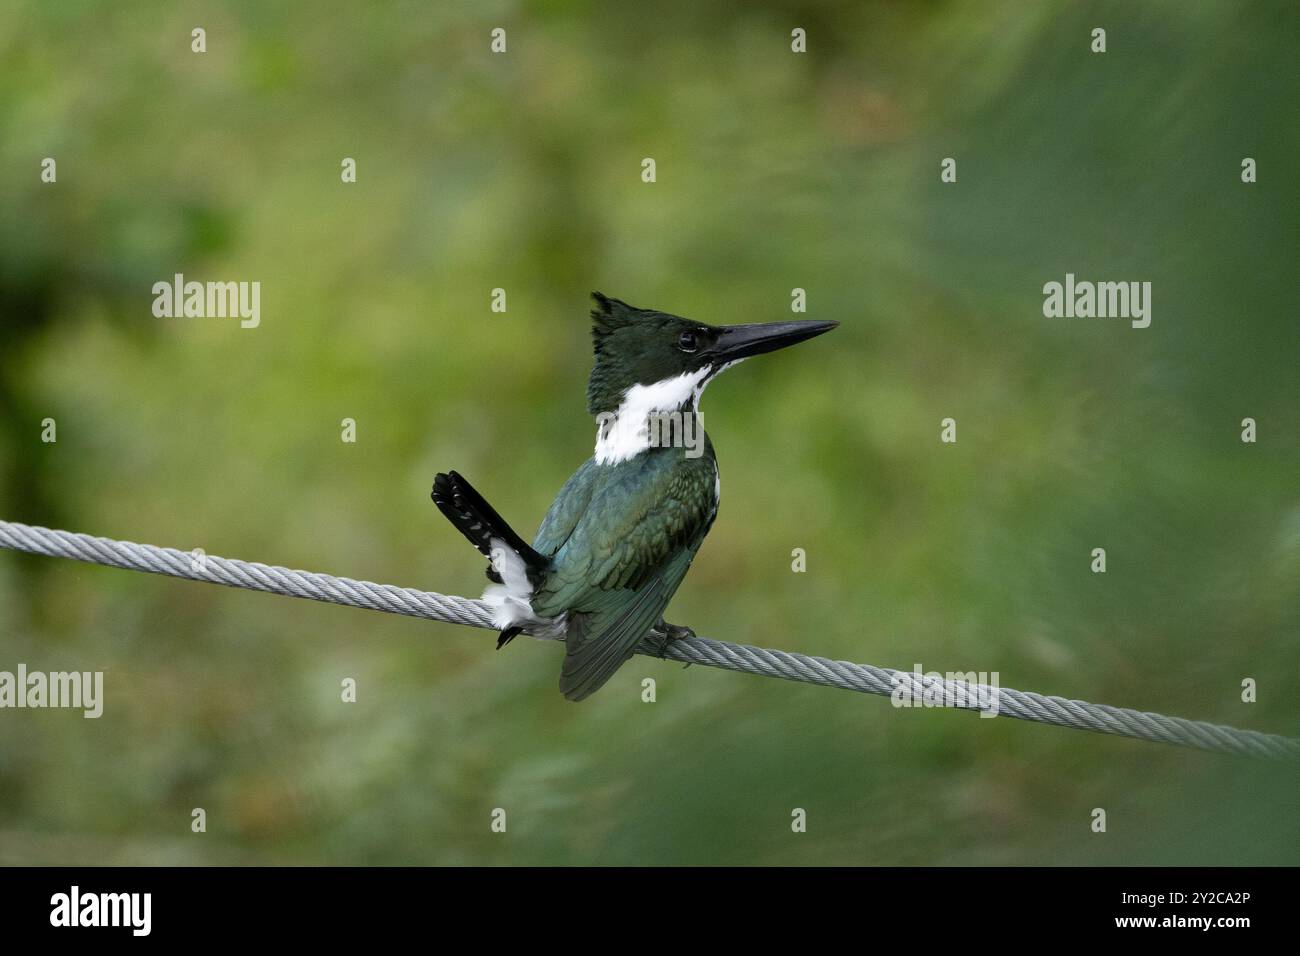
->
[1,0,1297,865]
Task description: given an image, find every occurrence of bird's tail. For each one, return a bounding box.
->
[431,470,547,580]
[431,471,549,647]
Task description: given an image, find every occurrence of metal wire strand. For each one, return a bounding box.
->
[1,519,1296,760]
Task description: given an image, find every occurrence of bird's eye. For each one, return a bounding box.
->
[677,330,699,353]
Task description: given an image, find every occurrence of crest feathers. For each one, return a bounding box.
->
[590,292,644,342]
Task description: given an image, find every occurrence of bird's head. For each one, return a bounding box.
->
[586,292,837,416]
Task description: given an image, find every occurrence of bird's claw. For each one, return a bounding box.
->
[647,621,696,659]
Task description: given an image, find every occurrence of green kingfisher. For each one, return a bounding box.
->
[432,293,836,700]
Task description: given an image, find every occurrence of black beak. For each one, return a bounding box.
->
[711,319,838,364]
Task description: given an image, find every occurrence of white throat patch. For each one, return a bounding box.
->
[594,365,712,465]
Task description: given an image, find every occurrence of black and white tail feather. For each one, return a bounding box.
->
[430,471,554,648]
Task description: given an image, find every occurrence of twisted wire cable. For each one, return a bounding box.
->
[2,519,1296,760]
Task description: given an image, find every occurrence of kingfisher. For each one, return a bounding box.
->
[432,293,836,700]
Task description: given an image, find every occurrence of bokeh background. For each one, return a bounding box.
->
[1,0,1297,865]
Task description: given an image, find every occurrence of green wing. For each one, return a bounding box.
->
[558,549,697,700]
[533,449,717,701]
[532,457,600,558]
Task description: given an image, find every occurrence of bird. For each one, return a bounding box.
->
[432,292,836,701]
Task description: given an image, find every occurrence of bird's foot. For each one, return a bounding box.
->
[646,620,696,659]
